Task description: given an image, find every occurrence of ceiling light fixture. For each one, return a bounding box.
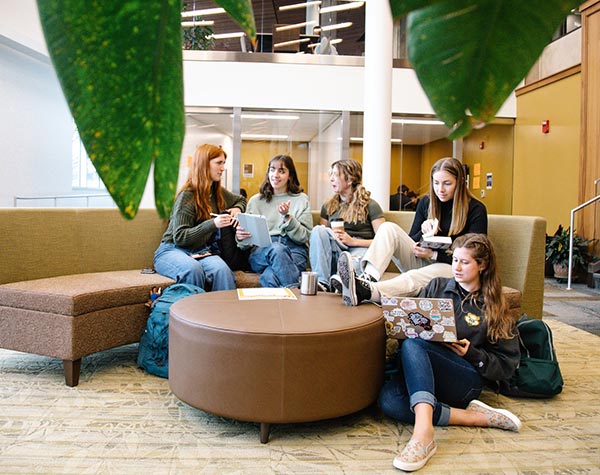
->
[320,22,353,32]
[273,38,310,49]
[181,20,215,28]
[234,114,300,121]
[279,1,322,11]
[208,32,245,40]
[275,21,317,32]
[392,118,445,125]
[330,38,343,45]
[350,137,403,143]
[241,134,289,140]
[181,7,226,18]
[320,1,364,14]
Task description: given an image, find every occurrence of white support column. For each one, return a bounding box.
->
[362,0,393,210]
[305,2,319,34]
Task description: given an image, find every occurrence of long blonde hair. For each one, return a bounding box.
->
[325,159,371,223]
[452,233,515,342]
[429,157,474,235]
[179,144,226,221]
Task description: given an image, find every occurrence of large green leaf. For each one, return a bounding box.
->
[37,0,185,219]
[390,0,579,138]
[214,0,257,46]
[38,0,256,219]
[389,0,445,18]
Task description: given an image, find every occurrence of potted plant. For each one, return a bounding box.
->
[545,226,593,280]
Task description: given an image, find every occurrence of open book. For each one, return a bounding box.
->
[418,218,451,250]
[418,235,452,250]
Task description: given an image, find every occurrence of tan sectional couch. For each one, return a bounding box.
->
[0,208,546,386]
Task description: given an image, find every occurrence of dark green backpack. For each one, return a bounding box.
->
[137,283,204,378]
[500,315,564,398]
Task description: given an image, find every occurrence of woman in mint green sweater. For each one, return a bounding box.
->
[236,154,312,288]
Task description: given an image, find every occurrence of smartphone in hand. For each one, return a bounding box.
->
[191,252,211,260]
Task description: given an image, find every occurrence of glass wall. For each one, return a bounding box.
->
[183,106,454,209]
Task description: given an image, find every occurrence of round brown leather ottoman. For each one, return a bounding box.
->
[169,289,385,443]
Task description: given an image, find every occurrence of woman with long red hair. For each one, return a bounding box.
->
[153,144,246,291]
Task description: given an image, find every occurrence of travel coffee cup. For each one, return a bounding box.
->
[300,271,318,295]
[330,220,345,232]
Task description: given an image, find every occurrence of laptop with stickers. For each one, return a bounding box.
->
[382,297,458,342]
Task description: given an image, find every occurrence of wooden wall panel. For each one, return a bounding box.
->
[580,1,600,249]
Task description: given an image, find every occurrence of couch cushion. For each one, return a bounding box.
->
[0,271,175,316]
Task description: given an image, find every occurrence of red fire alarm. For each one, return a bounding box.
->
[542,120,550,134]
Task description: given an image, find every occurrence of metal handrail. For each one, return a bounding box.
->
[14,193,113,208]
[568,193,600,289]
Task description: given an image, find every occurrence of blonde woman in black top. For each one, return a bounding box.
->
[337,157,487,305]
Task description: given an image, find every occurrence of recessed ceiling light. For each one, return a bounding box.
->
[181,8,226,18]
[181,20,215,28]
[320,22,353,32]
[320,1,364,14]
[280,1,322,11]
[234,114,300,121]
[350,137,403,143]
[392,118,445,125]
[208,32,245,40]
[241,133,289,140]
[275,21,317,32]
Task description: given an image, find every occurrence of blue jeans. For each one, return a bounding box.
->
[248,235,308,288]
[153,242,236,291]
[309,225,366,284]
[378,338,483,426]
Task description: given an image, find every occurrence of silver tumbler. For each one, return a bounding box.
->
[300,271,318,295]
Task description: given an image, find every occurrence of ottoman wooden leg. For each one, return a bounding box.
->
[260,422,271,444]
[64,358,81,387]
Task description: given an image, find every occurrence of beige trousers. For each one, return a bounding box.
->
[359,222,453,297]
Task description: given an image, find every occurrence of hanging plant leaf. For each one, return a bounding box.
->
[389,0,579,139]
[37,0,256,219]
[37,0,185,219]
[389,0,445,18]
[214,0,257,47]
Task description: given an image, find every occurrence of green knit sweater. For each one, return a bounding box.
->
[160,188,246,251]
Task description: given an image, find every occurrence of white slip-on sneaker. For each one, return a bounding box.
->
[393,438,437,472]
[467,399,522,432]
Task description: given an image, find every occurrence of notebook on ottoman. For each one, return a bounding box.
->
[382,297,458,342]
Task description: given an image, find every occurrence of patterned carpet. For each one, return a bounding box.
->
[0,320,599,474]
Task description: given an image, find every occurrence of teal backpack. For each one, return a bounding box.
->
[137,283,204,378]
[499,315,564,398]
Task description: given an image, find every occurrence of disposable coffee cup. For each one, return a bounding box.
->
[300,271,318,295]
[331,220,345,232]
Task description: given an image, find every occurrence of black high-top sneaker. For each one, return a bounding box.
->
[337,251,373,306]
[329,274,343,294]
